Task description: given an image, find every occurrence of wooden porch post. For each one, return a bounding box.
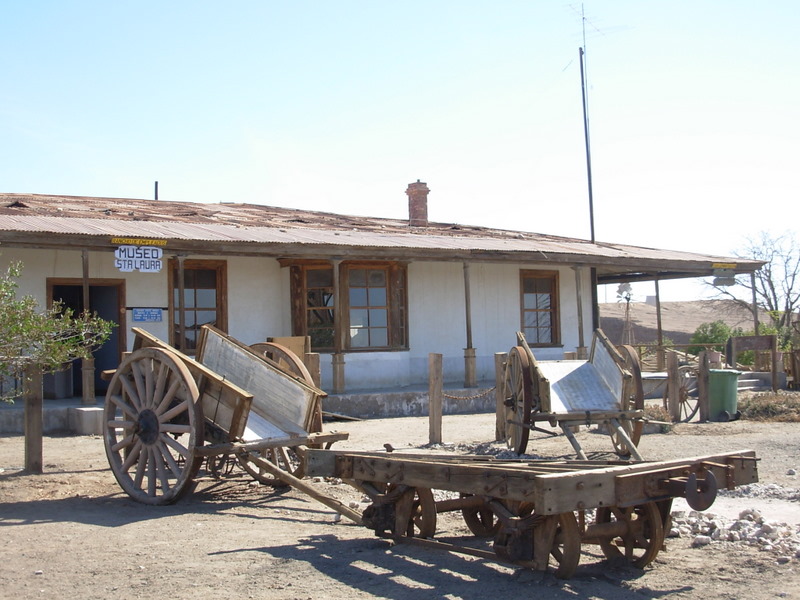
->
[177,255,187,352]
[573,266,587,359]
[463,262,476,387]
[654,276,665,371]
[81,249,95,404]
[429,353,443,444]
[751,272,760,335]
[332,260,345,394]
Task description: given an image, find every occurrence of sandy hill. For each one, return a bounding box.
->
[598,299,766,347]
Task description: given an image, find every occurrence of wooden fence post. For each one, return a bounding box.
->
[698,350,710,422]
[494,352,506,441]
[429,353,443,445]
[667,351,680,422]
[464,347,476,388]
[24,365,44,474]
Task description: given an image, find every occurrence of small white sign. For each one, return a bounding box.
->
[114,245,163,273]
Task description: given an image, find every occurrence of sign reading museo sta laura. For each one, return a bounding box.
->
[114,245,163,273]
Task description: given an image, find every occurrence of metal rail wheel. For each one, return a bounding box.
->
[460,493,501,537]
[594,501,665,568]
[503,346,533,454]
[360,482,437,539]
[493,502,581,579]
[103,347,204,505]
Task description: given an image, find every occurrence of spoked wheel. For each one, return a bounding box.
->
[662,365,700,422]
[103,347,204,505]
[503,346,533,454]
[236,446,305,486]
[595,502,665,568]
[461,493,500,537]
[607,345,644,457]
[494,503,581,579]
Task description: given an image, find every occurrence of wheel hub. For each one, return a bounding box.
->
[135,409,160,445]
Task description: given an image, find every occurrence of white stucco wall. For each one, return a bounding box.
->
[2,248,595,391]
[334,261,595,389]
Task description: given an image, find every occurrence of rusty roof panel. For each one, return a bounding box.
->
[0,193,762,273]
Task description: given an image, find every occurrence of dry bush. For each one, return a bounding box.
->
[738,391,800,422]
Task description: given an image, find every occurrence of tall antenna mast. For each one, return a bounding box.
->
[579,4,596,243]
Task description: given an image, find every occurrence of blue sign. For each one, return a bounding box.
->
[132,308,163,323]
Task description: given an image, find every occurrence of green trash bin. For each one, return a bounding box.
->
[708,369,741,422]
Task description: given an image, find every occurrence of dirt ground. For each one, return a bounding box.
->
[1,413,799,600]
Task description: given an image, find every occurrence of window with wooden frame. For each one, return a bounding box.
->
[288,261,407,352]
[290,263,336,351]
[520,270,559,346]
[169,259,227,353]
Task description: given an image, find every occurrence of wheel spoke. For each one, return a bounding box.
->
[155,437,182,478]
[160,399,188,423]
[111,433,136,453]
[161,431,192,460]
[107,394,138,420]
[131,360,149,409]
[154,378,182,416]
[121,439,144,471]
[119,376,142,413]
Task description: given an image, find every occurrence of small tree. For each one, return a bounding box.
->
[711,231,800,349]
[687,320,743,355]
[0,262,113,403]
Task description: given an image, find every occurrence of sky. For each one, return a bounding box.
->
[1,1,797,302]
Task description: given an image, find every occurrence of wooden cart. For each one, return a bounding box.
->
[305,447,758,579]
[502,330,646,460]
[102,325,350,508]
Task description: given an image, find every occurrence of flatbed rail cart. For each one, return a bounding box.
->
[304,447,758,578]
[102,326,758,579]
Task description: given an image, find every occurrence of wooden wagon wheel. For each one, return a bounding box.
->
[460,493,501,537]
[493,503,581,579]
[238,446,305,486]
[595,501,665,568]
[250,342,315,387]
[607,345,644,457]
[103,347,204,505]
[662,365,700,422]
[503,346,533,454]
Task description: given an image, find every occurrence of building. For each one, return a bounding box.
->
[0,184,763,406]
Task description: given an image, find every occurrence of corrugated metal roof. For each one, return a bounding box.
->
[0,193,761,274]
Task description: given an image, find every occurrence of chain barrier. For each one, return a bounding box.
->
[441,386,496,401]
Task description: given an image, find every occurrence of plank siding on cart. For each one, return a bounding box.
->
[197,326,325,438]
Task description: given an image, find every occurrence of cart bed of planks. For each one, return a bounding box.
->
[102,325,350,510]
[304,447,758,578]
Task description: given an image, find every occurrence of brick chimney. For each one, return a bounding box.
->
[406,180,429,227]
